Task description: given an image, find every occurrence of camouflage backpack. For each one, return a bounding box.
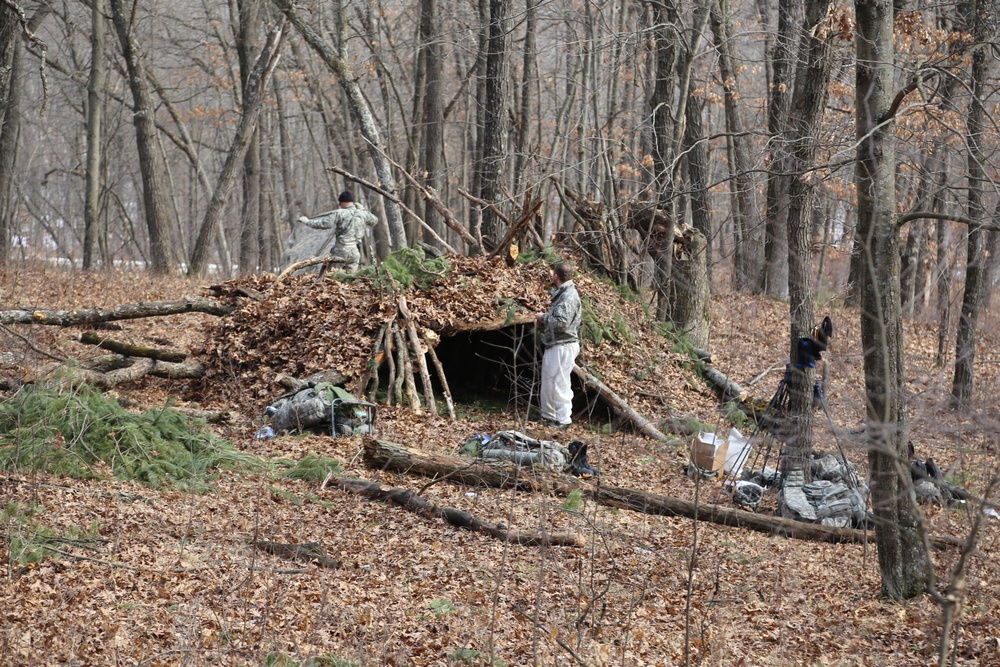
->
[477,430,570,472]
[268,382,338,434]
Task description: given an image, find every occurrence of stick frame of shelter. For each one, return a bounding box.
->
[398,296,437,416]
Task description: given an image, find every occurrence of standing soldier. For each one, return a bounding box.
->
[297,190,378,274]
[534,262,582,429]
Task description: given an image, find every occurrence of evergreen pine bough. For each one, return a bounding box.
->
[0,384,257,490]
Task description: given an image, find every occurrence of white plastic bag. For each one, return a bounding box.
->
[724,427,752,477]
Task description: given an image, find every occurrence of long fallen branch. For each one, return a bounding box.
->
[363,438,962,549]
[0,297,233,326]
[327,474,585,548]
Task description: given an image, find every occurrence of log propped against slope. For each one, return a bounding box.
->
[325,474,585,547]
[363,438,963,549]
[572,364,669,442]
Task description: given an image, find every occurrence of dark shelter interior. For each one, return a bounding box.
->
[379,323,617,427]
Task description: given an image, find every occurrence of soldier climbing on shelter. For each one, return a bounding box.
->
[297,190,378,274]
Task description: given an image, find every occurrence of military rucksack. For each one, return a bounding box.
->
[268,383,373,435]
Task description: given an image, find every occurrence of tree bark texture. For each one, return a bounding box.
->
[0,3,22,268]
[781,0,835,474]
[0,297,234,326]
[82,0,105,269]
[328,475,585,548]
[669,228,711,349]
[189,23,284,277]
[855,0,932,600]
[711,0,762,292]
[477,0,511,246]
[951,0,995,408]
[109,0,178,275]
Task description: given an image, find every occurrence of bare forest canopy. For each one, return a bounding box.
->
[0,0,994,292]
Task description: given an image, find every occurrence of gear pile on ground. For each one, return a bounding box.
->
[197,254,701,422]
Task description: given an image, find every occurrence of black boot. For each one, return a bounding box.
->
[567,441,598,477]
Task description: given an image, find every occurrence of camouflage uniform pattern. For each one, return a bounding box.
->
[302,204,378,272]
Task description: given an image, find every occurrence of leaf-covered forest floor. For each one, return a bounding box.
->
[0,258,998,667]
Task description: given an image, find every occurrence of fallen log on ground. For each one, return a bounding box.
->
[326,474,585,548]
[363,437,962,549]
[0,297,233,326]
[572,364,669,442]
[251,540,342,569]
[35,357,205,388]
[699,363,749,403]
[80,332,187,362]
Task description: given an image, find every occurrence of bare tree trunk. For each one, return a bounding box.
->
[237,0,264,275]
[188,23,284,278]
[0,4,20,268]
[109,0,178,274]
[512,0,538,198]
[951,0,994,408]
[781,0,835,473]
[855,0,931,600]
[762,0,800,299]
[83,0,106,269]
[418,0,445,248]
[649,1,677,322]
[711,0,762,292]
[476,0,511,247]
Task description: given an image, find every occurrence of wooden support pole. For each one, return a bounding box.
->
[398,296,437,416]
[424,332,455,420]
[384,322,397,407]
[394,328,420,413]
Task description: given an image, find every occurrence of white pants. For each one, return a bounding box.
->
[540,342,579,424]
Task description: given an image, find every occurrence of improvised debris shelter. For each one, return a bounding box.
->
[198,254,694,437]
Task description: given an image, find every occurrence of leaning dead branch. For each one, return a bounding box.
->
[327,474,585,548]
[572,364,669,442]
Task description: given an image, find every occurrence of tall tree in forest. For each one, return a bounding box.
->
[188,23,284,278]
[854,0,931,599]
[780,0,835,474]
[710,0,762,292]
[417,0,444,247]
[109,0,178,274]
[951,0,995,408]
[82,0,105,269]
[511,0,537,198]
[0,3,20,268]
[648,0,678,322]
[476,0,511,247]
[237,0,265,274]
[274,0,406,251]
[762,0,800,299]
